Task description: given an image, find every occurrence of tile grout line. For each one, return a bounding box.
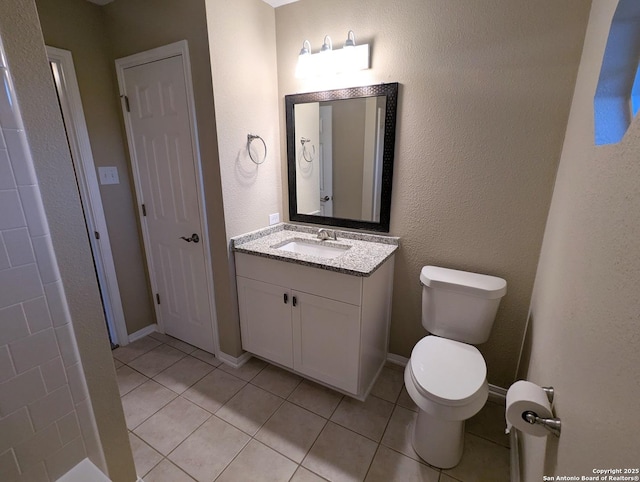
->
[112,337,163,364]
[121,338,221,480]
[210,427,252,481]
[119,335,507,481]
[120,341,220,430]
[362,442,383,481]
[275,378,344,479]
[150,355,220,394]
[209,375,323,478]
[128,431,162,480]
[466,432,510,449]
[119,336,390,481]
[283,414,329,477]
[160,408,216,479]
[122,342,300,480]
[177,354,331,479]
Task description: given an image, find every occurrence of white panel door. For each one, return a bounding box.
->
[122,55,214,351]
[237,277,293,368]
[292,291,360,393]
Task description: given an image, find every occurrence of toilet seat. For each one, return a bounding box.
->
[409,336,486,406]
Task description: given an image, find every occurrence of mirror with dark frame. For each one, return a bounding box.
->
[286,82,399,232]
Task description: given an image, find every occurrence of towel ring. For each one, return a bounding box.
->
[301,137,315,163]
[247,134,267,165]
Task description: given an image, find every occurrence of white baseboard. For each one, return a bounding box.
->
[217,350,252,368]
[128,324,158,343]
[386,352,507,404]
[488,383,507,405]
[386,352,409,367]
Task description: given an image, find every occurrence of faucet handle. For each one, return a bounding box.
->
[317,228,337,240]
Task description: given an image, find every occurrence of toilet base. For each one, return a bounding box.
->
[412,409,465,469]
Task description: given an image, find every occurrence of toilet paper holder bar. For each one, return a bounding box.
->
[522,410,561,437]
[523,386,560,437]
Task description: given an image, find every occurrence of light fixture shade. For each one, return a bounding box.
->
[336,44,369,73]
[295,40,313,78]
[318,35,334,74]
[320,35,333,52]
[344,30,356,48]
[298,39,311,56]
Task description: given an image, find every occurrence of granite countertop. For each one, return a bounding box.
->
[231,224,399,277]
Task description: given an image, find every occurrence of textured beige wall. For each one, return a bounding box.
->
[102,0,237,355]
[331,99,366,220]
[36,0,155,336]
[521,0,640,476]
[276,0,590,387]
[206,0,283,355]
[206,0,283,239]
[0,1,135,480]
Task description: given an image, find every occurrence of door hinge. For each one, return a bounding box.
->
[94,231,100,240]
[156,293,160,305]
[142,204,147,216]
[121,94,130,113]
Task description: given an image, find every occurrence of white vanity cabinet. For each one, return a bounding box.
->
[235,252,395,399]
[235,277,294,368]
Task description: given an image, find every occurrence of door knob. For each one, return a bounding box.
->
[180,233,200,243]
[320,196,331,202]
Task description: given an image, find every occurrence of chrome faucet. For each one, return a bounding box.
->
[317,228,337,241]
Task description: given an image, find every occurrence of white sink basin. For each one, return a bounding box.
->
[274,239,350,259]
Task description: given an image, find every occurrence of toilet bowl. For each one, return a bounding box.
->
[404,336,488,468]
[405,266,506,468]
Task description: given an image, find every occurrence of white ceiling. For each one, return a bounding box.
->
[86,0,299,7]
[263,0,299,6]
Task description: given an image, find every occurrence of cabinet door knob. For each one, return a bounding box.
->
[292,296,297,307]
[284,293,288,304]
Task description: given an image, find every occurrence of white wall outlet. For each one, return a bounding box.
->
[98,166,120,185]
[269,213,280,225]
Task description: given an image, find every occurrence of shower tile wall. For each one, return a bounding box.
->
[0,37,103,481]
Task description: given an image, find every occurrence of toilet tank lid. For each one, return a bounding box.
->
[420,266,507,299]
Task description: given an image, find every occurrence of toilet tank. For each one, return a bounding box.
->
[420,266,507,344]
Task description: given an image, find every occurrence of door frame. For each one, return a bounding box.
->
[115,40,220,356]
[319,105,333,217]
[46,46,130,347]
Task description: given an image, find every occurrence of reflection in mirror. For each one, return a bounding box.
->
[286,83,399,232]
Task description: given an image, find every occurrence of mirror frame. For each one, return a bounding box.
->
[285,82,399,232]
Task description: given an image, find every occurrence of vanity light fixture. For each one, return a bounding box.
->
[295,31,370,78]
[295,40,313,78]
[318,35,334,74]
[320,35,333,53]
[338,30,368,73]
[344,30,356,48]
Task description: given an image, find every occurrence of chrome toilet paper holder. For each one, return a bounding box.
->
[521,386,562,437]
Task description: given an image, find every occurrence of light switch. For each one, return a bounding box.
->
[98,166,119,185]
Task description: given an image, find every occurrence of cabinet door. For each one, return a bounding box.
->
[237,277,293,368]
[292,291,361,393]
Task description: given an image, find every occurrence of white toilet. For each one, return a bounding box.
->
[404,266,507,468]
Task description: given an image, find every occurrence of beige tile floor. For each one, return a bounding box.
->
[113,333,510,482]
